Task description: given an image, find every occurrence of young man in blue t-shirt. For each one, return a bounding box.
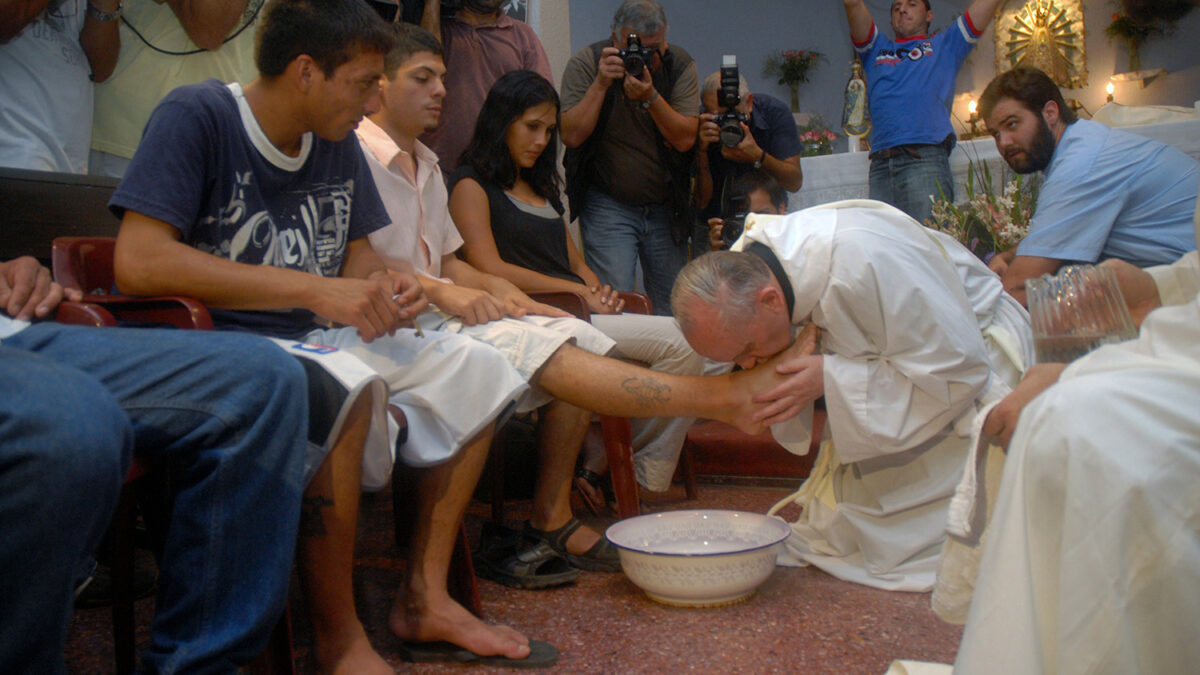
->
[841,0,1007,224]
[109,1,548,671]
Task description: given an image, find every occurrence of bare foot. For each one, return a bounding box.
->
[390,592,530,660]
[723,349,800,435]
[318,632,392,675]
[561,521,603,556]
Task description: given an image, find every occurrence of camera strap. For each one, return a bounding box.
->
[745,241,795,321]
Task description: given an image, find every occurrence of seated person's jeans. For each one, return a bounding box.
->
[0,324,307,674]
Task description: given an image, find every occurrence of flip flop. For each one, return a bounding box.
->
[397,639,558,668]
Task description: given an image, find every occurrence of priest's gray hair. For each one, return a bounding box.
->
[672,251,772,335]
[700,71,750,101]
[611,0,667,36]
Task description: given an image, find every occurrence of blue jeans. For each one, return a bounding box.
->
[868,144,954,225]
[579,188,689,316]
[0,324,308,675]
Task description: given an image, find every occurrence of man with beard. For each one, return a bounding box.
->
[981,67,1199,305]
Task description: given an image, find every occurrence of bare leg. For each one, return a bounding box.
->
[536,342,793,433]
[389,423,531,659]
[529,400,602,554]
[299,394,391,675]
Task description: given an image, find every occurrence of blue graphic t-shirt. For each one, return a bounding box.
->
[855,14,980,151]
[110,80,389,338]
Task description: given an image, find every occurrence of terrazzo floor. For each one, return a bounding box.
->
[64,482,962,673]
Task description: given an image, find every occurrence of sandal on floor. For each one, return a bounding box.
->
[473,521,580,589]
[397,639,559,668]
[527,518,622,573]
[573,467,609,516]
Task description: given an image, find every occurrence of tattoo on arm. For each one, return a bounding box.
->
[300,495,334,537]
[621,376,672,409]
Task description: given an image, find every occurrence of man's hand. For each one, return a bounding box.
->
[988,248,1014,276]
[749,323,824,426]
[309,273,413,343]
[0,256,82,320]
[719,123,763,164]
[697,113,720,151]
[503,292,572,320]
[623,65,656,102]
[1099,258,1161,329]
[596,47,626,88]
[707,217,726,251]
[982,362,1067,449]
[430,282,507,326]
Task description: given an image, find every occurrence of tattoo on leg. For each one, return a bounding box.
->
[300,496,334,537]
[621,376,672,409]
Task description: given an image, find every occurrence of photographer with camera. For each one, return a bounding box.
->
[560,0,699,316]
[707,171,790,251]
[696,61,803,254]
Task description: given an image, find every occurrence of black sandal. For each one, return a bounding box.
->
[527,518,622,573]
[473,521,580,589]
[573,467,610,516]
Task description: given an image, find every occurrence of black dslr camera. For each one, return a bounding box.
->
[716,55,748,148]
[619,33,656,75]
[721,192,750,248]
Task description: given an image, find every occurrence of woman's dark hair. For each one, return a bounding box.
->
[256,0,395,79]
[459,69,563,207]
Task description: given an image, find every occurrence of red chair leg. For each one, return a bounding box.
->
[679,443,699,501]
[601,416,639,520]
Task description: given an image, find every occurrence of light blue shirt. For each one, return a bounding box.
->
[1018,119,1199,267]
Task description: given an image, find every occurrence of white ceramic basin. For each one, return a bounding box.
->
[605,509,790,607]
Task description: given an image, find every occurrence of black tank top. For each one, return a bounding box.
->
[450,165,584,285]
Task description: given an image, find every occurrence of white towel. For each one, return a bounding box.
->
[946,400,1000,544]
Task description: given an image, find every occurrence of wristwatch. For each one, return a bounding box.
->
[86,1,124,21]
[752,149,766,169]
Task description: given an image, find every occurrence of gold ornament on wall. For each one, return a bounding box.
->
[994,0,1087,89]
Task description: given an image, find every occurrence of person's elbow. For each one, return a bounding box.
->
[777,167,802,193]
[560,124,588,148]
[668,132,696,153]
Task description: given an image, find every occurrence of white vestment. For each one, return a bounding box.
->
[954,292,1200,674]
[739,200,1032,591]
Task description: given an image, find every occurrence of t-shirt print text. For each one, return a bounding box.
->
[875,41,933,66]
[200,171,354,279]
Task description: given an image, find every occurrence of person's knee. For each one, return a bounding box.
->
[3,370,131,504]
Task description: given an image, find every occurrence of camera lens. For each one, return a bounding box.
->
[624,54,645,74]
[719,118,744,148]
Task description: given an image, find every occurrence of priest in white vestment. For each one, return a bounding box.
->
[671,200,1033,591]
[952,200,1200,674]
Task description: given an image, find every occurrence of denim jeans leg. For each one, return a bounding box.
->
[637,202,688,316]
[869,148,954,225]
[0,343,131,675]
[893,146,953,225]
[579,188,642,293]
[868,157,895,207]
[7,324,309,674]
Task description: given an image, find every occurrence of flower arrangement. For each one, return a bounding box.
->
[796,116,838,156]
[926,159,1041,261]
[763,49,824,111]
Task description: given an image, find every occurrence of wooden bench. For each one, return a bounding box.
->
[0,167,120,263]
